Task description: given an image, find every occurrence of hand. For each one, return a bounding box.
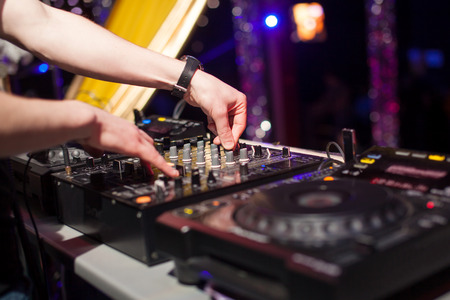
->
[185,70,247,150]
[77,103,179,177]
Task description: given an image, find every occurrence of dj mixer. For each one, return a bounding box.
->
[52,116,327,265]
[22,113,450,299]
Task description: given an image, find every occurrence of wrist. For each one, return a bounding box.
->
[171,55,203,99]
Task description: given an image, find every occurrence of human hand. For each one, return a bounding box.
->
[185,70,247,150]
[76,103,178,177]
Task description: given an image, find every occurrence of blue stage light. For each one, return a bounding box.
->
[38,63,49,73]
[265,14,279,28]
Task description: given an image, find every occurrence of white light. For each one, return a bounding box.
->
[260,120,272,131]
[265,15,279,28]
[207,0,220,9]
[232,6,242,17]
[308,4,323,18]
[255,128,266,138]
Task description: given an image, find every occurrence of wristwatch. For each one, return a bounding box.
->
[171,55,203,99]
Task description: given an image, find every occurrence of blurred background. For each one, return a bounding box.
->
[6,0,450,154]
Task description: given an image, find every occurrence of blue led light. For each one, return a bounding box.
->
[38,63,49,73]
[142,119,151,124]
[265,14,279,28]
[200,270,213,279]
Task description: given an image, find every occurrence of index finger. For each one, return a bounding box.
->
[212,109,235,150]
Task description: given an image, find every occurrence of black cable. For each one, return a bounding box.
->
[11,155,50,299]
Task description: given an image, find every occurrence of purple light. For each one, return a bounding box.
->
[366,0,399,147]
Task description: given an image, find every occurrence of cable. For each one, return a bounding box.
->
[325,141,345,162]
[61,144,72,175]
[11,154,51,299]
[316,141,346,171]
[172,99,186,119]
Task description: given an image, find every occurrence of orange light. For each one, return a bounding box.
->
[212,200,220,206]
[136,196,152,204]
[292,3,326,42]
[323,176,335,181]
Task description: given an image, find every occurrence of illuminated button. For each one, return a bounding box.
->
[323,176,334,181]
[136,196,152,204]
[367,154,381,159]
[353,163,368,169]
[157,117,166,122]
[205,200,226,209]
[142,119,151,124]
[428,154,445,162]
[395,151,410,156]
[411,153,427,159]
[350,170,361,176]
[360,157,375,164]
[183,208,194,215]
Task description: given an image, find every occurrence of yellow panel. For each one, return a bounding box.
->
[66,0,207,119]
[67,0,178,109]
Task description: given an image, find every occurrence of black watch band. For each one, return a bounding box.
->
[171,55,203,99]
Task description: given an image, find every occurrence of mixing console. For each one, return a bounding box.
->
[53,137,326,265]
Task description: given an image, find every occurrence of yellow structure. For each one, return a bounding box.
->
[65,0,207,121]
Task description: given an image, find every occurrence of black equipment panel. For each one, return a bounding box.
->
[155,146,450,300]
[53,136,325,265]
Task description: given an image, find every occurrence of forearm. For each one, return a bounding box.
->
[1,0,185,90]
[0,93,95,156]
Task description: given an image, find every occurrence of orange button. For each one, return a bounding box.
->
[323,176,335,181]
[136,196,152,204]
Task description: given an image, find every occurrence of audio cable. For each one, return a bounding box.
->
[9,154,50,299]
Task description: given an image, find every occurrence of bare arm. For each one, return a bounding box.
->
[0,0,246,176]
[0,0,184,89]
[0,92,178,176]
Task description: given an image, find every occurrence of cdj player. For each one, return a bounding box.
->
[155,146,450,300]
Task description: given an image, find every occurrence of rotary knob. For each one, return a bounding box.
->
[225,150,235,165]
[86,157,95,168]
[253,145,263,158]
[191,168,201,189]
[239,148,249,163]
[282,147,291,158]
[240,162,249,176]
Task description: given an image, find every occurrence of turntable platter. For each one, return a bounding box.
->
[234,180,410,246]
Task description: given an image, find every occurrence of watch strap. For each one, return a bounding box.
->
[171,55,202,98]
